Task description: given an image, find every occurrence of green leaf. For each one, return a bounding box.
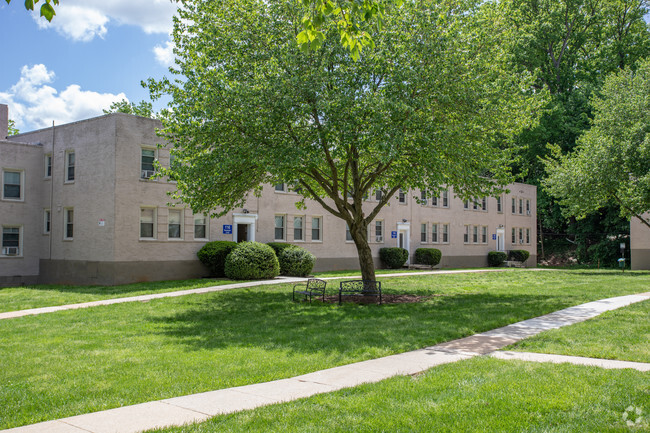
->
[40,2,55,21]
[24,0,34,11]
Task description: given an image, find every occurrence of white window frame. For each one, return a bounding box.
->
[497,196,502,213]
[1,226,22,257]
[481,197,487,211]
[375,219,384,243]
[442,190,449,208]
[512,227,516,244]
[512,197,516,214]
[140,207,157,240]
[464,225,470,244]
[441,223,449,243]
[193,214,208,240]
[398,189,406,204]
[64,207,74,240]
[141,147,157,180]
[274,183,287,193]
[44,209,51,234]
[374,189,383,202]
[472,225,479,243]
[65,150,75,183]
[44,154,52,178]
[168,209,183,240]
[274,214,286,240]
[293,215,304,242]
[431,223,438,243]
[526,228,531,244]
[420,223,428,243]
[2,169,23,201]
[481,226,487,244]
[431,195,438,207]
[519,199,523,215]
[526,199,531,215]
[420,190,428,206]
[345,223,353,242]
[311,216,322,242]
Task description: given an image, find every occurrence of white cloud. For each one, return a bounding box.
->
[0,65,127,131]
[33,0,177,41]
[153,39,175,67]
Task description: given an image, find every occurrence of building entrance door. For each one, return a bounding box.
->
[496,228,505,252]
[396,222,411,264]
[237,224,249,243]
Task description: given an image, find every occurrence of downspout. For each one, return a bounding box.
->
[48,121,55,260]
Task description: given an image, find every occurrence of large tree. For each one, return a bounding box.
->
[146,0,536,281]
[543,58,650,230]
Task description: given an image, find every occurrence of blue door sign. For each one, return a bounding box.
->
[223,224,233,234]
[391,231,398,239]
[492,234,497,240]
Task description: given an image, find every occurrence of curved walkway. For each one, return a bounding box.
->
[4,290,648,433]
[0,268,546,321]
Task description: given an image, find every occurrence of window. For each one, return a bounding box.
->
[274,215,285,240]
[293,216,304,241]
[2,227,20,256]
[375,189,383,201]
[473,225,478,243]
[65,150,75,182]
[140,207,156,239]
[497,196,502,213]
[431,223,438,243]
[312,217,322,242]
[526,228,530,244]
[345,223,353,241]
[274,183,286,192]
[64,208,74,240]
[481,197,487,211]
[512,227,516,244]
[431,195,438,207]
[442,224,449,243]
[398,189,406,204]
[442,190,449,207]
[194,215,207,239]
[464,200,469,210]
[464,225,470,243]
[526,199,531,215]
[44,209,51,234]
[2,170,22,200]
[519,228,524,244]
[481,226,487,244]
[375,220,383,243]
[420,190,427,205]
[168,210,182,239]
[141,148,156,179]
[421,223,427,242]
[519,199,523,214]
[45,154,52,178]
[512,198,516,214]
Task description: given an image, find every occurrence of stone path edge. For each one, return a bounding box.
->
[0,268,551,320]
[2,291,648,433]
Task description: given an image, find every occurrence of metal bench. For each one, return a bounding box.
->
[338,280,382,305]
[292,278,327,303]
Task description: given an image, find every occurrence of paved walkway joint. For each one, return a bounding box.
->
[3,290,648,433]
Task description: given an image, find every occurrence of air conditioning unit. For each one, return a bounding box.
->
[141,170,155,179]
[3,247,19,256]
[376,236,383,243]
[526,210,531,215]
[520,240,524,244]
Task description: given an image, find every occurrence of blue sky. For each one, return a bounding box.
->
[0,1,177,132]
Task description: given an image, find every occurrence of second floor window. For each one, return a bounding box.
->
[64,208,74,239]
[168,210,182,239]
[442,190,449,207]
[141,149,156,179]
[2,170,21,200]
[45,154,52,178]
[65,151,75,182]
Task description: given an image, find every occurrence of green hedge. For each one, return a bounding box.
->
[224,242,280,280]
[509,249,531,263]
[197,241,237,277]
[488,251,507,267]
[279,246,316,277]
[267,242,294,256]
[414,248,442,266]
[379,247,409,269]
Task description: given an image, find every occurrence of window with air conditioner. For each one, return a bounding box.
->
[141,148,156,179]
[375,220,383,243]
[2,227,20,256]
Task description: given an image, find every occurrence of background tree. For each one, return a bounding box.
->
[543,58,650,230]
[5,0,58,21]
[7,119,19,136]
[146,0,536,281]
[103,99,155,118]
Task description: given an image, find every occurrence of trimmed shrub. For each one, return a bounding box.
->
[379,247,409,269]
[488,251,507,267]
[414,248,442,266]
[197,241,237,277]
[267,242,294,256]
[279,246,316,277]
[509,249,531,263]
[224,242,280,280]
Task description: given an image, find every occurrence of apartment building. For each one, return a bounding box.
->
[631,216,650,269]
[0,107,537,286]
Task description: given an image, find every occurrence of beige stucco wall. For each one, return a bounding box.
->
[631,214,650,270]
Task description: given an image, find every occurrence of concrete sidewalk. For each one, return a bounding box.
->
[4,291,648,433]
[0,268,543,321]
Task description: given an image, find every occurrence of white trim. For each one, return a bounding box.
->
[234,213,258,242]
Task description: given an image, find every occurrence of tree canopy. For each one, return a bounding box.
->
[147,0,537,280]
[103,99,155,118]
[5,0,58,21]
[7,119,19,136]
[543,58,650,230]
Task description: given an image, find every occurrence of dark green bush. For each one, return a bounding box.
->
[224,242,280,280]
[379,247,409,269]
[509,249,531,263]
[414,248,442,266]
[197,241,237,277]
[279,246,316,277]
[267,242,294,256]
[488,251,507,267]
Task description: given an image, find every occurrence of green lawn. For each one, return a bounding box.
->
[149,357,650,433]
[509,298,650,363]
[0,278,239,313]
[1,269,649,429]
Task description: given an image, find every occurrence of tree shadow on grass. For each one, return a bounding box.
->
[150,289,572,356]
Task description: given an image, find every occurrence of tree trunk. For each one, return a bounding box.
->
[350,224,376,283]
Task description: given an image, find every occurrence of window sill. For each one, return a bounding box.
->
[0,255,23,259]
[1,198,24,202]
